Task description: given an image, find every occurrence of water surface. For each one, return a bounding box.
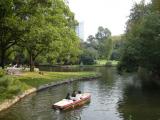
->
[0,67,160,120]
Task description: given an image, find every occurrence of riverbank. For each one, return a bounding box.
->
[0,71,100,112]
[39,60,119,68]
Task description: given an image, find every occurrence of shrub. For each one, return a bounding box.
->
[0,77,23,99]
[0,69,5,77]
[0,77,10,88]
[7,86,21,95]
[80,56,96,65]
[0,86,6,93]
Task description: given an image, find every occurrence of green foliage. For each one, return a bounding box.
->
[95,26,111,41]
[0,0,25,68]
[80,47,97,65]
[0,77,10,88]
[0,76,29,101]
[95,26,112,59]
[111,35,124,60]
[152,0,160,11]
[80,41,98,65]
[119,1,160,75]
[0,69,5,77]
[96,60,107,65]
[0,0,80,69]
[81,26,112,65]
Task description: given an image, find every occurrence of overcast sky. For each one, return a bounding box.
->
[68,0,151,40]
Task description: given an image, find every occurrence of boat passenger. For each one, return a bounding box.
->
[76,91,82,100]
[71,91,76,97]
[65,93,71,100]
[78,91,81,94]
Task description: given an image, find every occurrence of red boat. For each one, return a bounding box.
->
[52,93,91,110]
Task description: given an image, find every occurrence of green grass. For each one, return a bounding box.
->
[0,76,30,102]
[106,60,119,66]
[96,59,119,66]
[57,60,119,67]
[0,71,98,103]
[96,60,107,65]
[16,71,98,87]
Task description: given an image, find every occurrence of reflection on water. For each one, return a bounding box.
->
[118,75,160,120]
[38,66,99,72]
[0,67,160,120]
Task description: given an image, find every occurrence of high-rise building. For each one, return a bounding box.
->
[76,22,84,41]
[64,0,69,5]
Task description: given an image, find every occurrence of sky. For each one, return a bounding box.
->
[68,0,151,40]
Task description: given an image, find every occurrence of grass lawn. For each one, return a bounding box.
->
[106,60,119,66]
[96,59,119,66]
[16,71,98,87]
[96,60,107,65]
[0,71,98,102]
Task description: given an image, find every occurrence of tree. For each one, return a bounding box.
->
[136,13,160,75]
[152,0,160,11]
[81,26,112,64]
[56,28,80,65]
[80,46,98,65]
[87,35,98,50]
[95,26,112,59]
[87,35,96,43]
[110,35,124,60]
[0,0,80,70]
[118,1,151,72]
[0,0,25,68]
[95,26,111,41]
[103,38,112,60]
[119,1,160,77]
[18,0,79,71]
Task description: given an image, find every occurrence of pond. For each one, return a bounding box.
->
[0,67,160,120]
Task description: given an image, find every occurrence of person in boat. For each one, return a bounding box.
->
[75,91,82,100]
[78,91,81,94]
[71,90,76,97]
[65,93,71,100]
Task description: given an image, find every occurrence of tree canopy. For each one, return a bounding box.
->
[80,26,112,65]
[118,0,160,77]
[0,0,80,71]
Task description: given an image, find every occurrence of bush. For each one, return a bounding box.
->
[0,69,5,77]
[7,86,21,95]
[0,86,6,93]
[0,77,23,100]
[80,56,96,65]
[0,77,10,88]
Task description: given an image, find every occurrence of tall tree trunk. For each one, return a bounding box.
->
[29,52,34,72]
[0,49,5,69]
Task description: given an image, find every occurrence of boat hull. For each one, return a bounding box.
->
[53,93,91,110]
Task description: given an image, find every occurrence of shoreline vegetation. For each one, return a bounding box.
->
[0,71,100,112]
[39,60,119,67]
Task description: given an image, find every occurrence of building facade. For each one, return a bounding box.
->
[76,22,85,41]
